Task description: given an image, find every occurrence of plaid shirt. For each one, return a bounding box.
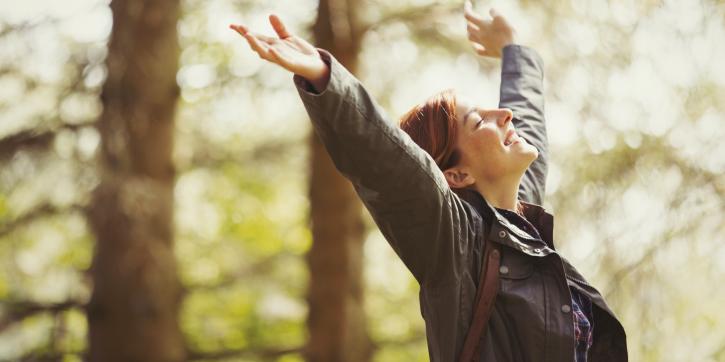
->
[570,287,594,361]
[497,208,594,361]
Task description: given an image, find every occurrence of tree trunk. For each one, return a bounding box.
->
[306,0,371,361]
[86,0,184,361]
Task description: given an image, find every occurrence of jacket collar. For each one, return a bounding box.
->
[519,201,555,249]
[456,189,556,250]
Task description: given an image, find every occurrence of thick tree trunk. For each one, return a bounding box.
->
[86,1,184,361]
[306,0,371,361]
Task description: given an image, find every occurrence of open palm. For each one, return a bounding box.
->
[463,1,516,58]
[230,15,328,82]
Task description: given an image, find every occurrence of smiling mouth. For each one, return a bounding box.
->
[504,130,518,146]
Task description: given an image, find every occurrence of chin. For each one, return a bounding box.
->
[505,145,539,174]
[517,143,538,158]
[519,148,539,168]
[524,142,539,156]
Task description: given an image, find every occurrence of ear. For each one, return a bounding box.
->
[443,167,476,189]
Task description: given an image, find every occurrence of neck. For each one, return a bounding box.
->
[473,174,522,212]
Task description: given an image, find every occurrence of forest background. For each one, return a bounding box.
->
[0,0,723,361]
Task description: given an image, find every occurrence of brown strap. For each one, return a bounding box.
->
[458,242,501,362]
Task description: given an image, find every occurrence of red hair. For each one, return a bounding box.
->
[399,89,525,214]
[398,89,461,171]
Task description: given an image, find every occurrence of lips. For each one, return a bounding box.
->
[503,129,518,146]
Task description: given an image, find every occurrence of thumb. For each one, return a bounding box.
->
[489,8,501,19]
[269,14,291,39]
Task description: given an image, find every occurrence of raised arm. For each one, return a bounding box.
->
[230,15,477,283]
[464,2,548,205]
[499,46,547,205]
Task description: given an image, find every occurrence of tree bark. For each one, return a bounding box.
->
[86,0,184,361]
[306,0,371,361]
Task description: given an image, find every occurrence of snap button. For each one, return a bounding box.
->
[498,230,507,238]
[499,265,509,275]
[533,248,542,253]
[561,304,571,313]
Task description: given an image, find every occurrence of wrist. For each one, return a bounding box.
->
[302,58,331,93]
[304,58,328,80]
[501,42,516,51]
[502,29,517,48]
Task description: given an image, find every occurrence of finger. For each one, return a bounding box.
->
[490,8,511,26]
[467,29,480,43]
[464,3,486,25]
[266,46,281,62]
[229,24,249,35]
[268,47,292,68]
[464,10,485,26]
[464,0,473,13]
[245,33,272,59]
[475,48,491,56]
[254,33,279,44]
[473,43,494,57]
[466,22,480,34]
[269,14,291,39]
[471,42,487,54]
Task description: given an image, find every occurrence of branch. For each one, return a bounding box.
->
[0,203,86,238]
[0,18,58,40]
[603,198,705,299]
[711,339,725,361]
[182,251,298,293]
[186,332,427,362]
[371,331,427,351]
[361,3,461,34]
[187,345,303,361]
[178,137,303,174]
[0,1,103,41]
[5,350,86,362]
[0,122,96,161]
[0,299,85,332]
[0,45,94,161]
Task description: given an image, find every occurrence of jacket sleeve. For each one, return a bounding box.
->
[498,45,548,205]
[293,49,476,283]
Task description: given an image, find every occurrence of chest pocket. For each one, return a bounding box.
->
[498,247,535,280]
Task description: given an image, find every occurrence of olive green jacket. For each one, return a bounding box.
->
[294,45,627,361]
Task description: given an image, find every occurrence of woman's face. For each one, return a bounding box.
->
[451,98,539,183]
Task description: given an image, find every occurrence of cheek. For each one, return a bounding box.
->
[471,129,501,154]
[460,130,505,165]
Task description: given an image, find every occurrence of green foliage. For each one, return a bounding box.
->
[0,194,7,220]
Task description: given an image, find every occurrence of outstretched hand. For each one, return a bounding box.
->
[230,15,330,91]
[464,1,517,58]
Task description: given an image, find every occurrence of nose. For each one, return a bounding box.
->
[494,108,514,127]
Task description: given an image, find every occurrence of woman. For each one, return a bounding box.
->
[231,3,627,361]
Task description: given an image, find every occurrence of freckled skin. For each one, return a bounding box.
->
[453,98,539,183]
